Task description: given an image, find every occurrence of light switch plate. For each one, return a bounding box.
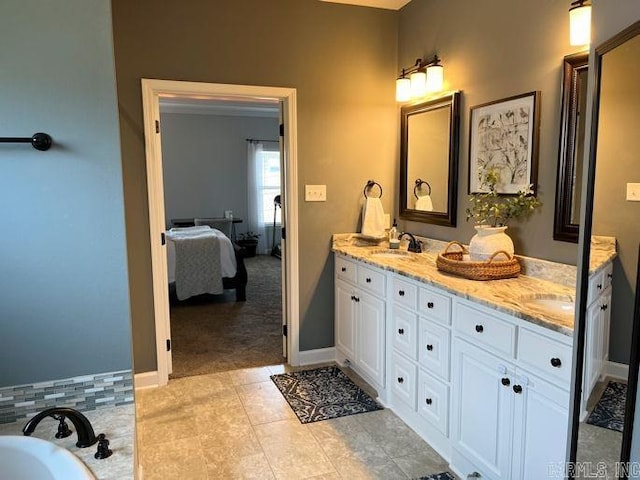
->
[305,184,327,202]
[627,183,640,201]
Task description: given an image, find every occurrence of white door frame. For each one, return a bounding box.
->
[141,78,300,386]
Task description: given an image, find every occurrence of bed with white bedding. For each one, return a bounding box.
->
[165,226,247,301]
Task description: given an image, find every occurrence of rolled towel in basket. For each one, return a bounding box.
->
[361,197,386,238]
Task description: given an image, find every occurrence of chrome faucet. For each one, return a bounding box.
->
[23,407,99,448]
[399,232,423,253]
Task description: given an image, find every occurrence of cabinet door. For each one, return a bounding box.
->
[584,300,602,402]
[602,287,612,363]
[357,290,386,387]
[511,370,569,480]
[335,278,356,361]
[452,339,514,480]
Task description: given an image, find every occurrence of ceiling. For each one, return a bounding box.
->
[320,0,410,10]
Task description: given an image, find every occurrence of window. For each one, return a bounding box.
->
[259,149,281,225]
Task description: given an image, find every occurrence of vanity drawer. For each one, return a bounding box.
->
[419,286,452,325]
[419,318,451,380]
[335,256,357,283]
[418,369,449,436]
[588,270,604,305]
[391,352,417,410]
[393,307,418,361]
[392,276,418,310]
[357,264,386,296]
[454,302,516,358]
[518,328,573,384]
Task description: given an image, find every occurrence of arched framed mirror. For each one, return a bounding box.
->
[399,91,460,226]
[569,19,640,477]
[554,52,588,243]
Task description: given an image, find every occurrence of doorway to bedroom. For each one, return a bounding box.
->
[141,79,300,386]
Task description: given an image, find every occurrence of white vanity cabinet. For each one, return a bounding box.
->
[334,255,386,389]
[581,261,614,418]
[389,274,453,456]
[451,300,572,480]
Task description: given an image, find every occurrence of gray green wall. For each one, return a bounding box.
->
[0,0,132,386]
[111,0,399,372]
[397,0,581,265]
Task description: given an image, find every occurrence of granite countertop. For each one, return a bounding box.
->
[332,234,616,338]
[0,404,135,479]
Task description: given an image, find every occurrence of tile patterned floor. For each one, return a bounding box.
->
[136,364,454,479]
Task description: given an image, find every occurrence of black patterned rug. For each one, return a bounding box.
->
[586,381,627,432]
[415,473,455,480]
[270,366,382,424]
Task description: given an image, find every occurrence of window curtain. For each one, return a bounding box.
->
[247,141,268,254]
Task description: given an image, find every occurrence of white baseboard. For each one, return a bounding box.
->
[606,361,629,380]
[134,371,160,390]
[297,347,336,366]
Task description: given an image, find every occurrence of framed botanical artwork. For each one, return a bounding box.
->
[468,91,540,194]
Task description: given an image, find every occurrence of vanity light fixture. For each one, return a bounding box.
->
[569,0,591,46]
[396,55,444,102]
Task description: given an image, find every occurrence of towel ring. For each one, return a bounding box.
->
[363,180,383,198]
[414,179,432,198]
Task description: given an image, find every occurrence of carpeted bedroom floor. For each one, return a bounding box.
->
[169,254,284,379]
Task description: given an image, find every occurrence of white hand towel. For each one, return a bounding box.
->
[415,195,434,212]
[361,197,386,237]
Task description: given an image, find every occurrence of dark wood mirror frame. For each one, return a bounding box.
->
[569,20,640,476]
[399,92,460,227]
[554,52,588,243]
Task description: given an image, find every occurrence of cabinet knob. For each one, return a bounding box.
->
[427,302,434,309]
[425,398,432,405]
[397,377,404,384]
[513,385,523,394]
[607,273,613,279]
[475,324,484,333]
[366,277,372,283]
[350,295,355,301]
[550,357,562,368]
[398,328,404,335]
[355,297,360,302]
[426,344,433,351]
[501,377,510,386]
[341,267,346,272]
[399,290,405,297]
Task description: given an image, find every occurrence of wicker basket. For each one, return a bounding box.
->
[436,241,520,281]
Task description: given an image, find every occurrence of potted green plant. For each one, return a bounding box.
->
[237,232,261,257]
[465,169,541,260]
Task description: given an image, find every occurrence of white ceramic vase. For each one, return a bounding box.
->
[469,225,514,261]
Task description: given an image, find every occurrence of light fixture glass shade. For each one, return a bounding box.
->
[426,64,444,93]
[396,77,411,102]
[569,3,591,46]
[410,71,427,98]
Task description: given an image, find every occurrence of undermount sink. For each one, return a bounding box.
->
[370,250,411,259]
[520,295,575,316]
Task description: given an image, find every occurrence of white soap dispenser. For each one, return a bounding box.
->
[389,219,400,249]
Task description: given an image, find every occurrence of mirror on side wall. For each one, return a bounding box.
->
[399,92,460,227]
[570,20,640,477]
[554,52,588,243]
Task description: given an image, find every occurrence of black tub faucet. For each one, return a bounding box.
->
[23,407,98,448]
[399,232,423,253]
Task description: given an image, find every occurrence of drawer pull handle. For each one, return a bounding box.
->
[513,385,523,394]
[475,324,484,333]
[399,290,405,297]
[501,377,510,386]
[427,302,434,309]
[550,357,562,368]
[354,297,360,303]
[597,283,602,290]
[366,277,372,283]
[607,273,613,278]
[350,295,355,301]
[425,398,432,405]
[426,344,433,351]
[600,304,608,311]
[397,377,404,384]
[398,328,404,335]
[341,267,346,272]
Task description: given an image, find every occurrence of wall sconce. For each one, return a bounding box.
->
[569,0,591,46]
[396,55,444,102]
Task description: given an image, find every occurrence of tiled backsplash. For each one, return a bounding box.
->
[0,370,134,424]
